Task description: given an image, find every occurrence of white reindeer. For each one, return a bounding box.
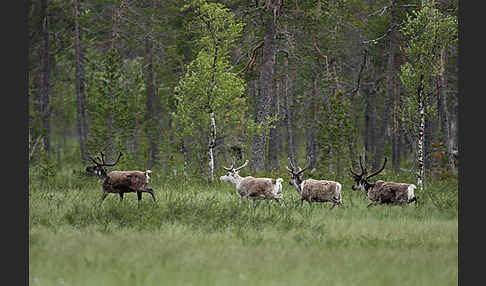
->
[220,158,285,206]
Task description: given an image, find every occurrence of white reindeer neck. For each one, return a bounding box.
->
[229,172,245,187]
[220,159,249,187]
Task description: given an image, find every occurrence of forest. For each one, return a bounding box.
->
[29,0,458,285]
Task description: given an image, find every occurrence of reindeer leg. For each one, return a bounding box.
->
[119,193,124,202]
[147,188,156,202]
[137,191,142,201]
[100,192,108,203]
[367,201,378,208]
[300,198,305,207]
[330,203,337,210]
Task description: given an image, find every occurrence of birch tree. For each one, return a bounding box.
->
[400,1,457,190]
[173,1,246,183]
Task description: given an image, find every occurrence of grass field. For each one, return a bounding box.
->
[29,166,458,286]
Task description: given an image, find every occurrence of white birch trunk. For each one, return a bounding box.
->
[417,92,425,191]
[208,112,216,183]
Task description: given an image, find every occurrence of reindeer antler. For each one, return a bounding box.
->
[296,156,311,176]
[286,157,296,173]
[223,157,235,171]
[88,155,102,166]
[359,156,368,176]
[103,152,123,167]
[234,159,249,172]
[349,156,367,177]
[365,157,387,180]
[92,151,123,167]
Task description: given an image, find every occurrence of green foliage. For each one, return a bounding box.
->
[33,152,59,188]
[27,0,459,191]
[427,139,456,180]
[187,0,245,59]
[86,47,119,153]
[173,0,248,177]
[399,1,458,131]
[173,49,247,144]
[85,47,148,163]
[317,89,356,177]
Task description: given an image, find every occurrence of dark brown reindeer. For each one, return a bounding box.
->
[349,156,418,208]
[86,152,156,203]
[286,156,343,208]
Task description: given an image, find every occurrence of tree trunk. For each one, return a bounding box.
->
[364,82,376,166]
[437,47,456,174]
[133,114,140,164]
[144,35,159,169]
[267,79,280,171]
[417,75,425,191]
[305,74,319,168]
[39,0,51,159]
[284,56,298,168]
[208,112,216,183]
[373,0,397,170]
[182,140,189,182]
[251,1,280,173]
[391,76,401,172]
[74,0,89,160]
[106,4,119,161]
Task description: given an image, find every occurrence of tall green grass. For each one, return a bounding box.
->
[29,163,458,285]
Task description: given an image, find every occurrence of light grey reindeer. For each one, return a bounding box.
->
[85,152,156,203]
[219,158,285,206]
[286,156,343,208]
[349,156,418,207]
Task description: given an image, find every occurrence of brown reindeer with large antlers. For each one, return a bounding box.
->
[349,156,418,207]
[219,157,285,206]
[85,152,156,203]
[286,156,343,208]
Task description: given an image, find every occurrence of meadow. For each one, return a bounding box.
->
[29,162,458,286]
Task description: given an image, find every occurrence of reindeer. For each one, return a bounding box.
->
[286,156,343,208]
[349,156,418,207]
[219,158,285,206]
[85,152,156,203]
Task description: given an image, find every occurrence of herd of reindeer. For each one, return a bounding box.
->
[85,151,418,208]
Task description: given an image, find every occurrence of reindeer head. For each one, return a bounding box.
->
[85,151,123,180]
[349,156,387,194]
[219,157,249,184]
[286,156,311,189]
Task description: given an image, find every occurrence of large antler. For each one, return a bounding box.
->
[296,156,311,176]
[350,155,368,177]
[223,157,236,171]
[94,151,123,167]
[349,156,361,176]
[234,159,249,172]
[286,157,296,173]
[88,155,102,166]
[365,157,387,180]
[359,156,368,175]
